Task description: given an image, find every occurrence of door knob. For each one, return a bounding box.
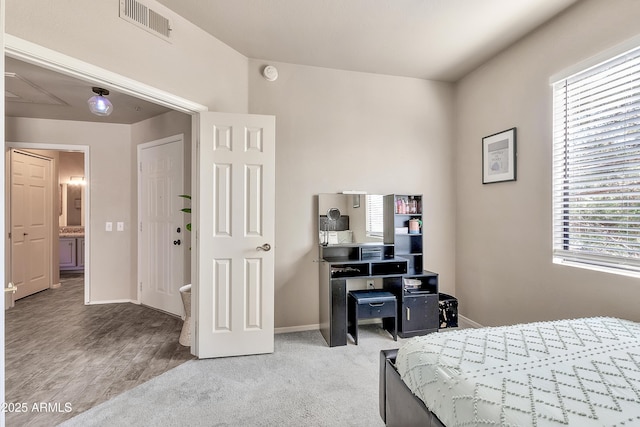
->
[256,243,271,252]
[173,239,181,245]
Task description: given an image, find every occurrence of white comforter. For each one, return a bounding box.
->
[396,317,640,426]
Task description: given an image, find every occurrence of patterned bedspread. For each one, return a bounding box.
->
[395,317,640,426]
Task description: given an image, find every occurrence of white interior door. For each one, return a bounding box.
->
[10,150,52,301]
[139,136,185,316]
[195,112,275,358]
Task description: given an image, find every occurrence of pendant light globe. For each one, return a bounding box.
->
[87,87,113,116]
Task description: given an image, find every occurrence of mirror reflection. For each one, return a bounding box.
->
[59,151,85,227]
[318,193,384,245]
[60,183,84,226]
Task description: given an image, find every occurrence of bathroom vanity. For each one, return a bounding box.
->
[59,227,84,271]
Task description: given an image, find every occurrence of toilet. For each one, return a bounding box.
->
[179,284,192,346]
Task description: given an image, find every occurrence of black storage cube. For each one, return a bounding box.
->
[438,293,458,328]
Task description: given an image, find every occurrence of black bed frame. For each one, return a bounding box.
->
[379,349,445,427]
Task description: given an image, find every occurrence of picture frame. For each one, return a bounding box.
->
[482,127,517,184]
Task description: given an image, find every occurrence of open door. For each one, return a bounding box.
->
[194,112,275,358]
[10,150,52,301]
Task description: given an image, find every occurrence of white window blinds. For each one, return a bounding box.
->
[552,45,640,274]
[366,194,384,237]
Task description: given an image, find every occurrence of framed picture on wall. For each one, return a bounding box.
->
[482,127,517,184]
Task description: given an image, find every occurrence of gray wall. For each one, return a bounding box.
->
[248,60,455,329]
[6,111,191,302]
[455,0,640,326]
[6,118,134,302]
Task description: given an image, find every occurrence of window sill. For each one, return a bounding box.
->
[553,258,640,279]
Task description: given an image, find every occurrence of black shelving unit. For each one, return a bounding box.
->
[384,194,424,275]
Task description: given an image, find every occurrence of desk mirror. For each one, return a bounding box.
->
[318,193,384,245]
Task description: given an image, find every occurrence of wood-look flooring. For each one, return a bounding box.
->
[5,273,195,426]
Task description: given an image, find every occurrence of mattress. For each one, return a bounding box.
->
[396,317,640,426]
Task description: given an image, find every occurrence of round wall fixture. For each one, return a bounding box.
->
[262,65,278,81]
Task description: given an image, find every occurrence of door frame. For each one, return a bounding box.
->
[137,134,186,313]
[6,144,90,302]
[4,35,207,342]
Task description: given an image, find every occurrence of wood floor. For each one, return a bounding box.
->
[5,273,195,426]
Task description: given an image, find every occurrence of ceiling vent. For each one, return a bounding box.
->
[119,0,172,42]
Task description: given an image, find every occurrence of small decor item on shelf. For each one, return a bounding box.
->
[403,277,422,290]
[408,196,417,214]
[408,218,422,234]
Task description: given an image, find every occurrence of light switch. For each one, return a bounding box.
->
[117,222,124,231]
[105,222,113,232]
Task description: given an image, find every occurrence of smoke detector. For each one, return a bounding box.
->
[262,65,278,82]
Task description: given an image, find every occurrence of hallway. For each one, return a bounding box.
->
[5,273,195,426]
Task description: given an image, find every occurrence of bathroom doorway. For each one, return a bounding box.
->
[57,150,86,290]
[6,144,89,306]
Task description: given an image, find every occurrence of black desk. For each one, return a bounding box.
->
[318,243,408,347]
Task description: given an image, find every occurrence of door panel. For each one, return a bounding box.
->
[10,150,52,300]
[139,137,185,316]
[196,112,275,358]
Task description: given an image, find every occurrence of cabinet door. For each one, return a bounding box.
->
[403,295,438,332]
[59,238,76,268]
[77,238,85,267]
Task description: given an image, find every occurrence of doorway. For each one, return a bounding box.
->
[6,143,90,304]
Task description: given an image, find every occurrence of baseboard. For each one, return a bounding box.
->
[458,315,483,329]
[274,320,382,334]
[275,324,319,334]
[86,299,136,305]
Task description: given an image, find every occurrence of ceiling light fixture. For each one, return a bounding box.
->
[87,87,113,116]
[69,176,85,186]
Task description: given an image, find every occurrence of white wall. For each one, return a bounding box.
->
[249,60,456,329]
[6,117,133,302]
[5,0,249,113]
[455,0,640,326]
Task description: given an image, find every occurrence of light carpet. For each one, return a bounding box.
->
[60,324,407,427]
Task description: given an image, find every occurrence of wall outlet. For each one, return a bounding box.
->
[117,222,124,231]
[105,222,113,232]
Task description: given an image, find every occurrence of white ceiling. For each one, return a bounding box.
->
[4,0,580,123]
[156,0,580,81]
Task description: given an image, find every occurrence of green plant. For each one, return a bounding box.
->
[179,194,191,231]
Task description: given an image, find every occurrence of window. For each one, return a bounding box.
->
[365,194,384,238]
[552,45,640,275]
